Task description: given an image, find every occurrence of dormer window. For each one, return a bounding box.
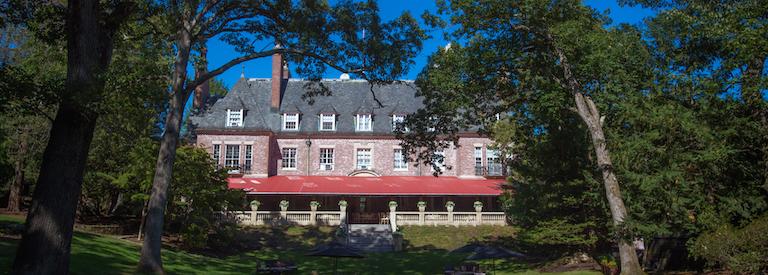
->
[283,113,299,130]
[356,114,372,132]
[319,114,336,131]
[226,109,243,127]
[392,115,407,132]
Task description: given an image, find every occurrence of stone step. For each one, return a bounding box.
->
[345,224,394,252]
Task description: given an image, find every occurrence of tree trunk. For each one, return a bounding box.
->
[7,126,27,212]
[137,29,192,274]
[553,45,643,274]
[574,93,643,274]
[11,0,122,273]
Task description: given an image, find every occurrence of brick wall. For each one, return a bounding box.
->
[196,134,497,178]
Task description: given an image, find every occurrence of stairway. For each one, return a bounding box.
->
[346,224,393,252]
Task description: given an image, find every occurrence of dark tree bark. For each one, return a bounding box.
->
[11,0,130,273]
[554,47,643,274]
[6,126,27,212]
[137,27,192,273]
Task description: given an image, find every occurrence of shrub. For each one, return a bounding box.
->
[690,215,768,274]
[181,217,210,250]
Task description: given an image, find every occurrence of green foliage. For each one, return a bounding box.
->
[689,215,768,274]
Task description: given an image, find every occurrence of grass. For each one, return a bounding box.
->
[0,215,600,274]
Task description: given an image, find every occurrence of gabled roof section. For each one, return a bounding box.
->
[317,104,338,114]
[190,79,423,133]
[281,103,302,114]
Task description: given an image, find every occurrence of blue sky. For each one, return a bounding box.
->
[206,0,656,88]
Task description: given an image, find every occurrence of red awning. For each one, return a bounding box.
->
[227,176,505,196]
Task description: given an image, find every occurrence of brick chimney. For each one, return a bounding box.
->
[271,45,286,110]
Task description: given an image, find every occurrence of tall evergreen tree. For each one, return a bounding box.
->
[400,1,648,272]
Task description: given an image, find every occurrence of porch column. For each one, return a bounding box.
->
[417,202,426,225]
[310,201,319,226]
[339,200,348,225]
[388,201,398,232]
[474,202,483,226]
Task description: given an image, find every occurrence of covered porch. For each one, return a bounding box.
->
[226,176,509,227]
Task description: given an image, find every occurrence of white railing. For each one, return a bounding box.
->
[221,210,505,227]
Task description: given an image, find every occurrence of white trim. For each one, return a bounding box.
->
[282,113,299,131]
[392,114,407,132]
[226,109,244,127]
[355,147,373,170]
[355,114,373,132]
[319,114,336,131]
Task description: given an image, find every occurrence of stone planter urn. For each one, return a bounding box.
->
[417,201,427,212]
[249,200,261,212]
[473,201,483,212]
[310,201,321,211]
[279,200,289,212]
[388,201,398,211]
[445,201,455,212]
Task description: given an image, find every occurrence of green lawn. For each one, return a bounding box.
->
[0,215,599,274]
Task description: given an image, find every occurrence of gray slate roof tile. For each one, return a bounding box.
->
[190,78,423,134]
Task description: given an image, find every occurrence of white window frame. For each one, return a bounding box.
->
[319,114,336,131]
[356,114,372,132]
[319,148,334,171]
[225,144,240,169]
[226,109,243,127]
[392,115,407,132]
[212,144,221,166]
[283,113,299,131]
[487,148,501,176]
[393,149,408,171]
[244,145,253,173]
[281,147,297,170]
[474,146,484,175]
[356,148,372,170]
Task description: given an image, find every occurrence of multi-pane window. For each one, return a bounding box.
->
[319,114,336,131]
[212,144,221,166]
[281,148,297,169]
[393,149,408,170]
[392,115,406,132]
[225,145,240,168]
[432,149,445,171]
[283,113,299,130]
[319,148,334,170]
[226,109,243,127]
[244,145,252,173]
[356,148,372,169]
[356,114,372,131]
[487,149,501,176]
[474,147,483,176]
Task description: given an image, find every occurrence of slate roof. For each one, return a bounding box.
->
[190,78,423,134]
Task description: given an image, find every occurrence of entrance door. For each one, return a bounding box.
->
[347,197,385,224]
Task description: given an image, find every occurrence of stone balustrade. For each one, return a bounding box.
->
[221,209,505,227]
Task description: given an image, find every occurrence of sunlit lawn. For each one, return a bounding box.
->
[0,215,599,274]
